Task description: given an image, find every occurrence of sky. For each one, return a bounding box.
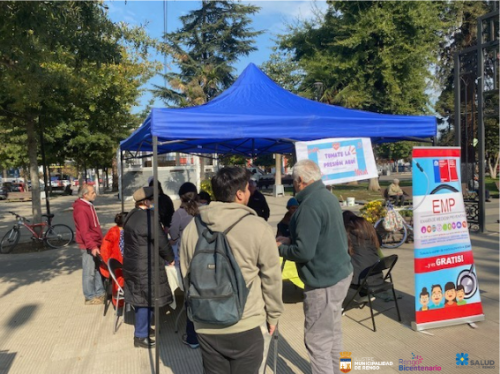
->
[106,0,329,111]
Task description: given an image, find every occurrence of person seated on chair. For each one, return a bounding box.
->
[100,212,128,307]
[388,179,405,206]
[470,174,491,202]
[123,187,174,349]
[276,197,299,238]
[343,212,384,300]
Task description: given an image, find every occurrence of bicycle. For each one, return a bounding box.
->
[0,211,74,254]
[374,202,414,249]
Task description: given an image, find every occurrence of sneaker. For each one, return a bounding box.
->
[85,297,104,305]
[354,295,376,304]
[134,337,155,349]
[182,334,200,349]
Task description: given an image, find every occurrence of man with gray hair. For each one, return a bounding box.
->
[73,184,105,305]
[277,159,353,374]
[388,178,405,206]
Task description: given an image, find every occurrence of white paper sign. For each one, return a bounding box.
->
[295,138,378,185]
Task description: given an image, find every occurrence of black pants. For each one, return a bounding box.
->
[197,326,264,374]
[390,194,405,206]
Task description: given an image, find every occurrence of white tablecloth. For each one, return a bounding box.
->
[166,265,183,309]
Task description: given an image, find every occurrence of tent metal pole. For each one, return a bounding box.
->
[120,149,124,213]
[153,136,160,372]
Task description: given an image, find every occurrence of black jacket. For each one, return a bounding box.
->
[159,192,175,228]
[248,190,270,221]
[122,208,174,307]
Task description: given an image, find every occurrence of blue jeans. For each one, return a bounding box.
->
[82,250,105,300]
[135,307,153,338]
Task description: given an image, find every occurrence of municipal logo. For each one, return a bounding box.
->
[340,351,352,373]
[456,353,469,366]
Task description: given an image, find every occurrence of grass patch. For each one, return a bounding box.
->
[277,179,413,202]
[486,176,499,198]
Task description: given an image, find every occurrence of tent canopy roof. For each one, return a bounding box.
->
[120,63,436,157]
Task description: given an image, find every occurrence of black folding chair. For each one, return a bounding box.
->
[343,254,401,332]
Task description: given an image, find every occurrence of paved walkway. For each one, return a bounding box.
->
[0,192,498,374]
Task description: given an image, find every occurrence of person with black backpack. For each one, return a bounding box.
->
[180,167,283,374]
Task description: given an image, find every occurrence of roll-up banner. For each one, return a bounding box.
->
[295,138,377,185]
[411,147,484,331]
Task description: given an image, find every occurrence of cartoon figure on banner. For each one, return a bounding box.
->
[419,287,430,311]
[429,284,444,309]
[444,282,457,307]
[456,285,467,305]
[340,352,352,373]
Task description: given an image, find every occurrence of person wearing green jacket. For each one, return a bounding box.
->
[277,159,353,374]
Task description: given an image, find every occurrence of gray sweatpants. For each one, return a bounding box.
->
[303,273,353,374]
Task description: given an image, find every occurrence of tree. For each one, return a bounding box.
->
[434,2,498,177]
[0,2,160,224]
[153,0,262,107]
[260,48,303,93]
[279,1,448,190]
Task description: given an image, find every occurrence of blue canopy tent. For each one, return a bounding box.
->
[120,63,436,159]
[119,64,436,371]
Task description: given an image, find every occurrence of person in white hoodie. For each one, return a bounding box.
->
[180,167,283,374]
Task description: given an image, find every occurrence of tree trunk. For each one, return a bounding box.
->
[488,155,499,179]
[105,168,109,190]
[95,168,100,195]
[368,177,381,192]
[199,156,205,181]
[275,154,282,185]
[26,119,42,234]
[112,156,118,192]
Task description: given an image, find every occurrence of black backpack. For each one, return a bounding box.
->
[186,214,251,326]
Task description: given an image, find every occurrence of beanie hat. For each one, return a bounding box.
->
[178,182,197,197]
[286,197,299,208]
[133,186,154,202]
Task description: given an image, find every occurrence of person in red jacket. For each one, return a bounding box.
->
[73,184,106,305]
[100,212,127,307]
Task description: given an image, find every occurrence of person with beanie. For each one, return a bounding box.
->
[276,197,299,238]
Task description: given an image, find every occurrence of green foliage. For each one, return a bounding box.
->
[0,1,161,219]
[377,141,416,162]
[280,1,447,115]
[260,48,303,93]
[153,0,262,107]
[434,1,498,172]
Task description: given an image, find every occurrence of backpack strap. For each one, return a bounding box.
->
[194,213,252,238]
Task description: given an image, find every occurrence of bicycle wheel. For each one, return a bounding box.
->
[374,219,407,249]
[1,228,20,254]
[45,224,74,248]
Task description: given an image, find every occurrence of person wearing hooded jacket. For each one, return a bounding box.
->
[180,167,283,374]
[122,186,175,349]
[73,184,106,305]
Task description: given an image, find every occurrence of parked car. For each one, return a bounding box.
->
[0,187,8,200]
